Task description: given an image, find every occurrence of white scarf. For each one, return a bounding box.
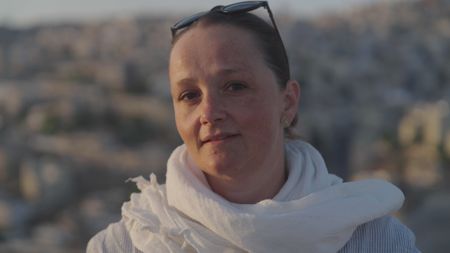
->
[122,140,404,253]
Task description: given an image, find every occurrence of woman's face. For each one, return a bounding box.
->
[169,24,298,180]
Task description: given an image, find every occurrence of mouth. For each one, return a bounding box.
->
[201,133,240,145]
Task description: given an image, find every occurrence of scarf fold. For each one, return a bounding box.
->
[122,140,404,253]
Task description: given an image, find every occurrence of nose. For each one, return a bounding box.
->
[199,92,226,125]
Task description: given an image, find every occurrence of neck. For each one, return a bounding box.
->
[205,151,287,204]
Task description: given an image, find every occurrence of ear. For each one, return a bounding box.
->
[282,80,300,123]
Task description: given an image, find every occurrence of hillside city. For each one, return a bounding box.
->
[0,0,449,252]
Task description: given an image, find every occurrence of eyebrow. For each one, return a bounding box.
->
[173,66,251,87]
[174,77,196,88]
[216,67,248,76]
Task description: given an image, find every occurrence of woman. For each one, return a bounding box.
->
[88,1,420,252]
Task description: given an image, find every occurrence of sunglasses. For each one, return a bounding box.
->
[170,1,282,40]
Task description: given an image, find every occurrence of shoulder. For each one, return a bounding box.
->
[338,216,421,253]
[86,219,141,253]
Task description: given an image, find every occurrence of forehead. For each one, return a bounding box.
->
[169,24,266,80]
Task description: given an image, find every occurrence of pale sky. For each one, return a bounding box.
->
[0,0,397,26]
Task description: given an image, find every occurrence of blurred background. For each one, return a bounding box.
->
[0,0,449,252]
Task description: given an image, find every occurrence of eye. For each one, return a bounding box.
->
[225,81,247,92]
[178,90,201,102]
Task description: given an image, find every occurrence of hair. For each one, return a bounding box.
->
[171,11,299,137]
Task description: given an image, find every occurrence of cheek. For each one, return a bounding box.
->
[174,107,189,140]
[238,98,281,138]
[174,106,199,144]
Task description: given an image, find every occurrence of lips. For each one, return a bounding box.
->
[201,133,239,145]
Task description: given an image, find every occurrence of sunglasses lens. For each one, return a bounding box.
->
[173,11,207,30]
[224,1,264,12]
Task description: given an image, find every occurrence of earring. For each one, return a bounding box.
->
[281,117,290,128]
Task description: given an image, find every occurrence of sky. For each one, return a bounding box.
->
[0,0,396,27]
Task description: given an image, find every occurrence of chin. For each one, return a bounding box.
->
[200,157,244,179]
